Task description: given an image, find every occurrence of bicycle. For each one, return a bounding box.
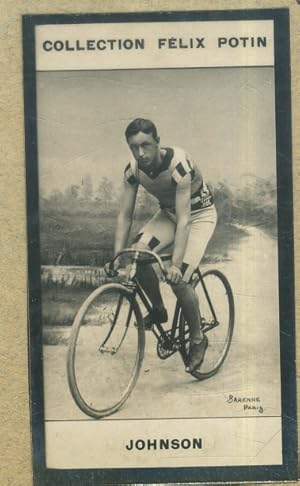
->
[67,248,234,419]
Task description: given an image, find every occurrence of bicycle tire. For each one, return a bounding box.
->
[179,269,234,380]
[67,283,145,418]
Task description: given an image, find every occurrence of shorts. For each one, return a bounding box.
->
[132,205,217,282]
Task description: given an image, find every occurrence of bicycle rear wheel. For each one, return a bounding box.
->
[67,283,145,418]
[179,269,234,380]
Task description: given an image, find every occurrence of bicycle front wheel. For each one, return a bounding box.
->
[67,283,145,418]
[179,269,234,380]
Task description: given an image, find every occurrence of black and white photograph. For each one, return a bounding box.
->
[23,9,297,484]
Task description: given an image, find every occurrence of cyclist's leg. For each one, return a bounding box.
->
[171,279,203,342]
[181,206,218,283]
[132,210,175,313]
[172,206,217,370]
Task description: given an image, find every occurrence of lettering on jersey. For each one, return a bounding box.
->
[200,196,213,208]
[191,182,214,211]
[200,181,210,197]
[124,163,138,185]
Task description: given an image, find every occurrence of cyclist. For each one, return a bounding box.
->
[107,118,217,373]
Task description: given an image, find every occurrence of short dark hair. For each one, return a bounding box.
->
[125,118,158,141]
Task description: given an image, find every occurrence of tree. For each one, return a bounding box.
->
[65,184,80,199]
[81,173,93,200]
[95,177,116,211]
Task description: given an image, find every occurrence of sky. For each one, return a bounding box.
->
[36,67,276,196]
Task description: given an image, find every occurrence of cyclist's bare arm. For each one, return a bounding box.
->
[114,179,138,259]
[168,173,192,283]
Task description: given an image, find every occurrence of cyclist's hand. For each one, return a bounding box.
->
[166,264,182,284]
[104,260,120,277]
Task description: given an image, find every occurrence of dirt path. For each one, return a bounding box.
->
[43,226,281,421]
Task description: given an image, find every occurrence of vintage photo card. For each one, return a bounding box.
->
[23,8,297,484]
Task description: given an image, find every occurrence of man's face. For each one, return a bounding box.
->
[127,131,160,170]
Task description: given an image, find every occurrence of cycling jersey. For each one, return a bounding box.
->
[124,147,214,214]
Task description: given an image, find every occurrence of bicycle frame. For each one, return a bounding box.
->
[120,274,180,350]
[117,253,220,355]
[108,248,221,353]
[195,270,220,333]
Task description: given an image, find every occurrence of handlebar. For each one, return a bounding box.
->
[110,248,172,277]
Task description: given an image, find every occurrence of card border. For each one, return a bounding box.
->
[23,7,297,484]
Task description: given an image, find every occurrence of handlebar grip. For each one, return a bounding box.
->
[104,262,119,277]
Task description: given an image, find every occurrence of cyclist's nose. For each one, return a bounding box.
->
[138,146,145,157]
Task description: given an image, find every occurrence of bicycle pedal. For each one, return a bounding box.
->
[99,345,117,355]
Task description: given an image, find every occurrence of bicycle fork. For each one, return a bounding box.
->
[98,287,136,355]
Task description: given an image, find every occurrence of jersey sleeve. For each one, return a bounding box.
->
[124,162,139,186]
[171,153,195,185]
